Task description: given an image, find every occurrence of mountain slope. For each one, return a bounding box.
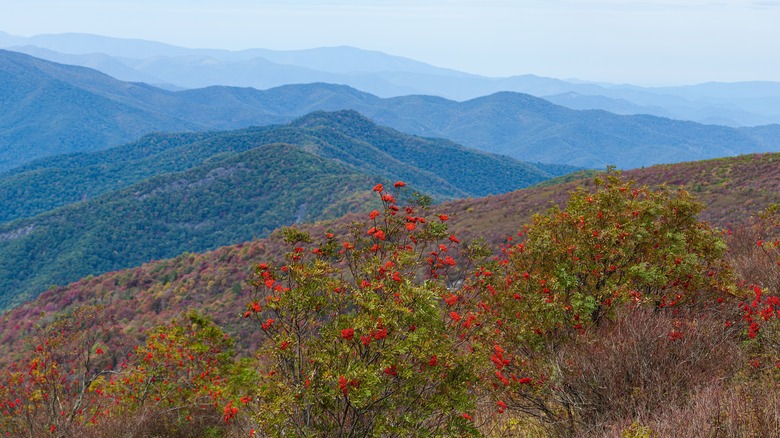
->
[2,45,172,86]
[101,80,780,168]
[0,32,465,77]
[0,110,573,225]
[1,152,777,359]
[285,110,574,198]
[0,143,378,308]
[0,50,199,169]
[0,49,285,171]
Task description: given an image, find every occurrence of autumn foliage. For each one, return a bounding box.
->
[237,182,483,436]
[2,176,778,437]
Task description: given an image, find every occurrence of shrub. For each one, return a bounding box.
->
[0,306,119,436]
[2,178,772,438]
[727,203,780,294]
[101,312,237,437]
[473,173,735,436]
[727,205,780,377]
[555,307,742,435]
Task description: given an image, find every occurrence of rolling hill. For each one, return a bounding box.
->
[1,151,777,361]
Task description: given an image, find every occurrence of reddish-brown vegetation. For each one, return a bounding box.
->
[0,154,779,436]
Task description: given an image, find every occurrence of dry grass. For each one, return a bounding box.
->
[561,307,743,436]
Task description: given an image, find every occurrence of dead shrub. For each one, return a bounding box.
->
[555,306,743,436]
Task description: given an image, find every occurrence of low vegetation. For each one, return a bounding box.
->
[1,173,778,437]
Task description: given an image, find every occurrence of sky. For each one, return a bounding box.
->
[1,0,778,85]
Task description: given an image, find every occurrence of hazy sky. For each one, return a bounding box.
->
[1,0,778,85]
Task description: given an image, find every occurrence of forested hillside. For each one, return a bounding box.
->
[0,110,575,308]
[0,110,571,225]
[0,144,378,308]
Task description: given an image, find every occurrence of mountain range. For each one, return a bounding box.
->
[2,49,780,173]
[1,29,778,437]
[3,31,779,127]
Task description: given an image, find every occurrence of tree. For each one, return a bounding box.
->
[241,182,484,437]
